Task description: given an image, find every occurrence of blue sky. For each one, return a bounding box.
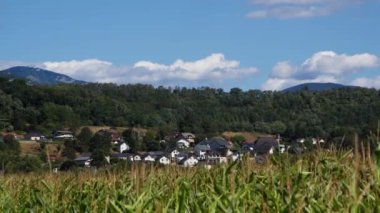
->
[0,0,379,90]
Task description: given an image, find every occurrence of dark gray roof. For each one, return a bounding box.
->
[253,137,278,154]
[194,144,211,152]
[25,132,44,137]
[111,153,133,158]
[148,151,165,156]
[211,137,230,150]
[177,155,195,165]
[181,133,195,138]
[142,151,165,159]
[74,156,91,161]
[288,146,304,155]
[195,137,231,156]
[55,130,73,134]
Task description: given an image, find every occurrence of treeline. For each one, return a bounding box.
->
[0,135,43,172]
[0,78,379,140]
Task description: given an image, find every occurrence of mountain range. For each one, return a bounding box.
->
[282,82,349,92]
[0,66,85,85]
[0,66,353,92]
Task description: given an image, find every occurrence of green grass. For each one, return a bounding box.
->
[0,148,380,212]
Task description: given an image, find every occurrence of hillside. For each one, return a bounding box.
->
[0,66,85,85]
[20,141,61,157]
[0,79,379,140]
[222,131,262,142]
[283,82,347,92]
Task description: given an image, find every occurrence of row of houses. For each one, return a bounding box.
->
[8,131,75,141]
[73,136,289,168]
[74,151,200,167]
[18,128,125,142]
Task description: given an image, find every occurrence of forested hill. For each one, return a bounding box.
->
[0,77,379,140]
[282,83,347,92]
[0,66,85,85]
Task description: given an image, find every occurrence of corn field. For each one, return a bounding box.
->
[1,148,380,212]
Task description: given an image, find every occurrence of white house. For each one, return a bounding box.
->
[112,153,133,161]
[54,131,74,140]
[181,132,196,143]
[170,149,180,159]
[159,156,171,165]
[226,149,233,157]
[297,138,305,144]
[144,155,155,162]
[118,142,130,153]
[133,155,141,161]
[312,138,318,145]
[269,147,274,155]
[25,133,45,141]
[198,150,207,160]
[74,156,92,167]
[279,144,286,153]
[180,156,198,167]
[177,139,190,148]
[208,154,228,164]
[219,157,228,164]
[232,153,240,162]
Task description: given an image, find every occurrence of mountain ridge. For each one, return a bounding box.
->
[282,82,349,92]
[0,66,85,85]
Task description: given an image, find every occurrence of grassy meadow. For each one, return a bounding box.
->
[1,147,380,212]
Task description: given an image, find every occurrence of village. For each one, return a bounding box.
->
[1,128,327,170]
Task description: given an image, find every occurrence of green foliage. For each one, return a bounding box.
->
[77,127,93,152]
[62,140,77,160]
[90,149,109,167]
[122,128,145,152]
[230,135,246,145]
[271,120,287,134]
[4,155,43,173]
[0,80,379,141]
[89,132,111,153]
[89,132,112,167]
[0,135,20,155]
[59,160,77,171]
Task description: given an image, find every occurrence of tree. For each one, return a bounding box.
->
[62,139,77,160]
[230,135,246,145]
[254,122,271,134]
[90,149,109,167]
[6,156,43,173]
[77,127,93,152]
[59,160,77,171]
[271,121,287,134]
[89,131,112,153]
[1,135,20,155]
[89,131,112,167]
[122,128,145,152]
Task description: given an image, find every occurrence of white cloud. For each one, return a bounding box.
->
[247,0,365,19]
[40,54,258,86]
[270,61,297,78]
[302,51,379,74]
[247,5,333,19]
[262,51,380,90]
[352,76,380,89]
[133,53,256,82]
[43,59,114,82]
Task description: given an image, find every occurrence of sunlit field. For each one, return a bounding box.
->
[1,146,379,212]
